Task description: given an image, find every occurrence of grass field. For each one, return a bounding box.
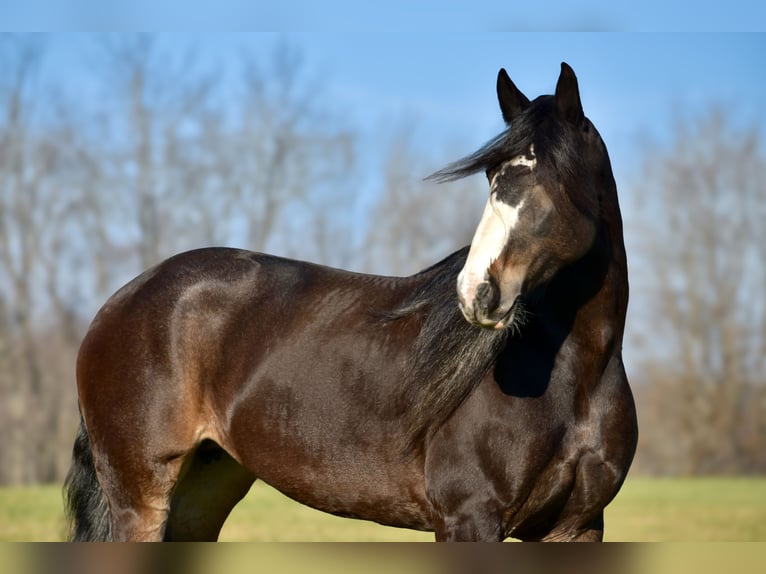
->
[1,477,765,542]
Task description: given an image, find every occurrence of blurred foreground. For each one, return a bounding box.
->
[0,541,765,574]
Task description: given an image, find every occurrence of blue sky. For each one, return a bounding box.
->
[35,32,766,183]
[3,1,765,31]
[25,34,766,273]
[31,32,764,256]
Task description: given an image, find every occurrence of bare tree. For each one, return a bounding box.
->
[629,109,766,474]
[90,34,221,271]
[0,36,50,483]
[91,38,356,269]
[0,35,45,389]
[0,36,92,482]
[216,42,356,265]
[363,128,484,276]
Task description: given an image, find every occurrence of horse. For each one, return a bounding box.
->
[64,62,637,542]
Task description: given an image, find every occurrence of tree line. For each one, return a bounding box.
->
[1,34,764,483]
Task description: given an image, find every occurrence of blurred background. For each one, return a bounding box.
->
[0,31,764,489]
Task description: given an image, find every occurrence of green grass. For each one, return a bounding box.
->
[0,483,68,542]
[1,477,765,542]
[604,477,766,542]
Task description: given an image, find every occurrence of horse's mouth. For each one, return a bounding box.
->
[493,296,526,332]
[460,291,526,332]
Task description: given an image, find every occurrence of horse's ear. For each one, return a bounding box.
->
[497,68,529,125]
[555,62,584,124]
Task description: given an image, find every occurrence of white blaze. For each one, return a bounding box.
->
[457,194,524,309]
[458,145,535,314]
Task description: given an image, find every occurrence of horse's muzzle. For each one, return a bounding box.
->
[459,277,509,329]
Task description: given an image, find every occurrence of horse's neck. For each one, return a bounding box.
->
[545,218,628,377]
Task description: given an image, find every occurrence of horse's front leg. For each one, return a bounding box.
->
[432,500,505,541]
[539,512,604,542]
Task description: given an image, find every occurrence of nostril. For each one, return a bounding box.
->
[475,278,500,315]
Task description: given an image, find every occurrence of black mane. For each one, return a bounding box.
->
[427,95,583,184]
[384,248,508,448]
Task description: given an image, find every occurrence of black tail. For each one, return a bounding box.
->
[63,416,112,541]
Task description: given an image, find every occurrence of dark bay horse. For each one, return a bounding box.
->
[65,63,637,541]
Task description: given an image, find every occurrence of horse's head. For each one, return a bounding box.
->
[433,63,612,331]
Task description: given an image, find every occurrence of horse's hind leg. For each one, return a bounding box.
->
[84,402,210,540]
[164,440,255,541]
[94,449,187,541]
